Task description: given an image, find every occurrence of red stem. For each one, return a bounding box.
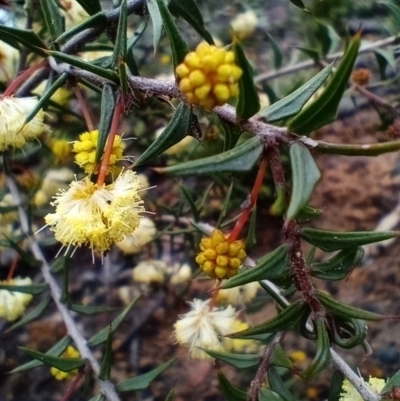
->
[7,256,19,281]
[209,280,221,311]
[73,86,94,131]
[96,101,123,185]
[228,156,268,243]
[59,371,84,401]
[3,60,48,97]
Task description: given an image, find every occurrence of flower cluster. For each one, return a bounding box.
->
[340,377,385,401]
[72,130,124,175]
[217,282,259,305]
[176,42,242,110]
[49,138,72,164]
[195,229,246,279]
[0,97,45,151]
[174,299,257,360]
[44,170,145,254]
[50,346,80,380]
[0,277,33,321]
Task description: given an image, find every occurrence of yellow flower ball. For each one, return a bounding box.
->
[195,229,246,279]
[176,42,243,110]
[50,346,81,381]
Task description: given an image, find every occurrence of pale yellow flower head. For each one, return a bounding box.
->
[72,130,124,175]
[44,170,145,254]
[50,346,80,380]
[174,298,238,360]
[231,10,258,39]
[0,97,45,151]
[230,320,259,353]
[0,277,33,321]
[0,193,18,224]
[49,138,72,164]
[132,260,168,284]
[0,41,19,82]
[116,217,156,254]
[33,80,70,106]
[60,0,89,29]
[340,377,385,401]
[217,282,259,305]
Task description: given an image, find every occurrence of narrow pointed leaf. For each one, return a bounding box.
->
[147,0,164,53]
[266,32,283,69]
[56,12,107,43]
[303,318,331,378]
[382,370,400,393]
[165,388,175,401]
[328,371,344,401]
[286,143,321,220]
[88,296,139,346]
[246,205,257,251]
[10,336,71,373]
[95,85,116,164]
[135,103,192,165]
[296,204,323,222]
[380,1,400,27]
[0,26,48,57]
[112,0,127,68]
[234,41,260,119]
[316,291,384,321]
[5,238,41,267]
[222,244,288,289]
[227,301,305,338]
[203,350,260,369]
[20,347,84,371]
[75,0,101,15]
[47,51,119,82]
[288,32,361,134]
[158,136,263,175]
[25,73,68,124]
[301,228,397,252]
[180,184,199,222]
[289,0,311,13]
[268,368,297,401]
[270,345,294,369]
[116,358,175,392]
[259,388,286,401]
[156,0,190,67]
[0,283,47,295]
[310,247,364,280]
[374,48,396,80]
[51,256,69,273]
[99,327,113,380]
[169,0,214,44]
[317,22,340,56]
[217,371,247,401]
[221,120,242,151]
[68,303,119,315]
[127,17,149,50]
[8,295,51,332]
[259,65,332,122]
[39,0,64,46]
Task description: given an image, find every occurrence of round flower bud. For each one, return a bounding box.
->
[196,229,246,279]
[176,42,243,110]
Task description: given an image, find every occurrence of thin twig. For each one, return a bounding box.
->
[330,349,381,401]
[4,168,121,401]
[254,35,400,83]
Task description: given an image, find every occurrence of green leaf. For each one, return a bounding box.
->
[165,388,175,401]
[227,300,306,338]
[169,0,214,44]
[288,31,361,134]
[268,367,296,401]
[286,143,321,220]
[10,336,71,373]
[7,295,51,332]
[0,26,48,57]
[39,0,64,46]
[258,65,332,122]
[99,327,113,380]
[328,371,344,401]
[216,181,234,228]
[0,283,47,295]
[116,358,175,392]
[259,388,285,401]
[135,103,192,165]
[75,0,101,15]
[270,186,287,216]
[156,0,189,67]
[301,228,397,252]
[68,303,119,315]
[270,345,294,370]
[217,371,247,401]
[88,296,139,346]
[204,350,260,369]
[316,291,384,321]
[20,347,84,371]
[246,205,257,251]
[56,12,107,43]
[127,17,149,50]
[222,244,289,289]
[297,46,320,59]
[380,1,400,26]
[112,0,127,68]
[51,256,69,273]
[95,85,116,164]
[180,184,199,222]
[332,318,367,349]
[382,370,400,393]
[310,247,364,281]
[234,41,260,119]
[47,51,119,82]
[374,48,396,80]
[289,0,311,13]
[317,22,340,56]
[266,32,283,69]
[221,120,242,151]
[25,73,68,124]
[87,395,105,401]
[158,136,263,175]
[303,318,331,378]
[4,237,42,267]
[147,0,164,54]
[296,204,323,222]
